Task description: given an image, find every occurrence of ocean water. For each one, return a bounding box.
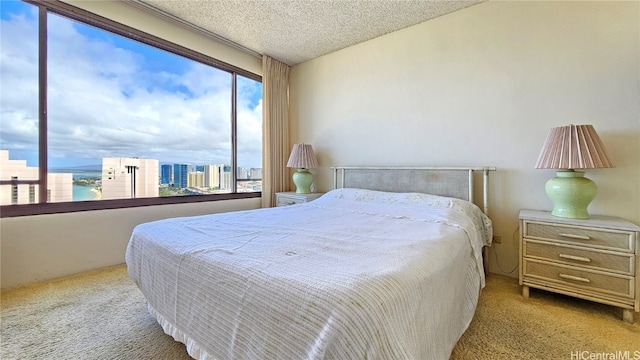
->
[73,185,97,201]
[48,170,102,202]
[72,172,101,201]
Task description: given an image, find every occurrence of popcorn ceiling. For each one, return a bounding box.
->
[135,0,484,65]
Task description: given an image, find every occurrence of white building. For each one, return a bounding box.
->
[0,150,72,205]
[250,168,262,180]
[101,157,159,200]
[237,167,249,180]
[220,166,232,191]
[203,164,220,188]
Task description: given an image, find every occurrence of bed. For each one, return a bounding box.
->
[126,166,496,360]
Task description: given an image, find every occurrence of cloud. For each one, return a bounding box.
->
[0,5,262,169]
[0,7,39,157]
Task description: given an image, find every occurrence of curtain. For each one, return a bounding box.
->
[261,55,291,207]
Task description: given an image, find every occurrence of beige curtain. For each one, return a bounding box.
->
[261,55,291,207]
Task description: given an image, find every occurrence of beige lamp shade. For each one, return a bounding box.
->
[535,124,614,170]
[535,124,614,219]
[286,144,319,194]
[286,144,319,169]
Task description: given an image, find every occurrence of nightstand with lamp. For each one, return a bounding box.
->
[277,143,323,206]
[519,124,640,322]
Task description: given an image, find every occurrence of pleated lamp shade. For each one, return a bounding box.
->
[535,124,614,170]
[287,144,319,194]
[287,144,319,169]
[535,124,614,219]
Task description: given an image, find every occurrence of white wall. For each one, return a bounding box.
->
[0,1,263,289]
[289,1,640,277]
[0,198,261,289]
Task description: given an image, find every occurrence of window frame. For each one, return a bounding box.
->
[1,0,262,218]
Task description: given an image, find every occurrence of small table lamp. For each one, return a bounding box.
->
[286,143,319,194]
[535,124,614,219]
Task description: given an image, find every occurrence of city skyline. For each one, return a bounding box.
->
[1,149,262,206]
[49,161,262,175]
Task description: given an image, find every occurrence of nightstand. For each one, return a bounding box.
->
[519,210,640,323]
[275,192,323,207]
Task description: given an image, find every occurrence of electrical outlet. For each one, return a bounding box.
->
[492,235,502,244]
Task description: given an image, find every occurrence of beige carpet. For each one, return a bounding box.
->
[1,264,638,359]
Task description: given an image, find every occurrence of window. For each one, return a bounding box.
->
[11,177,18,205]
[236,75,263,193]
[29,185,35,204]
[0,1,262,216]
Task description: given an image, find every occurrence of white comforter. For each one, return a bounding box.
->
[126,188,492,360]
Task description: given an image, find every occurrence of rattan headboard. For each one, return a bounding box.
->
[332,166,496,215]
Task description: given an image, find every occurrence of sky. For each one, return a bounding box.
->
[0,1,263,169]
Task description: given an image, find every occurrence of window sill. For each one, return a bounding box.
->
[0,192,261,218]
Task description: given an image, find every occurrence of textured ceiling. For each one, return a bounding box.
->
[132,0,484,66]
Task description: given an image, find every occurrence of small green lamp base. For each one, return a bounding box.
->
[545,170,597,219]
[292,168,314,194]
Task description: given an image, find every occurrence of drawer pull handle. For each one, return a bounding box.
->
[558,273,591,283]
[558,233,591,240]
[558,254,591,263]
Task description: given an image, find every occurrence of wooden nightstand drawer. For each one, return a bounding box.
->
[275,192,323,207]
[523,258,634,299]
[523,239,634,275]
[277,196,305,206]
[524,221,634,252]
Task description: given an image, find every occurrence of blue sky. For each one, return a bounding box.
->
[0,1,263,169]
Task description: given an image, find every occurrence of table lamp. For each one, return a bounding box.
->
[535,124,614,219]
[286,144,319,194]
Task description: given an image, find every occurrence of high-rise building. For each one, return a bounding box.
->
[173,164,191,189]
[102,157,159,200]
[250,168,262,180]
[187,171,204,188]
[220,165,232,190]
[237,167,249,180]
[161,164,173,185]
[0,150,72,205]
[204,164,220,189]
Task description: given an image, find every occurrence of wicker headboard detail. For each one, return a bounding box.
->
[332,167,496,215]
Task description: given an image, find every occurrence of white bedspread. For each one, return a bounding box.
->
[126,188,492,360]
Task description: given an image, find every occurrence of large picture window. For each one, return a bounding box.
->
[0,1,262,216]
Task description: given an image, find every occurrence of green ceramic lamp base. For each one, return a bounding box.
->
[545,170,597,219]
[292,168,314,194]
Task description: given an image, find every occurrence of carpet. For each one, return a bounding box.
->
[1,264,638,359]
